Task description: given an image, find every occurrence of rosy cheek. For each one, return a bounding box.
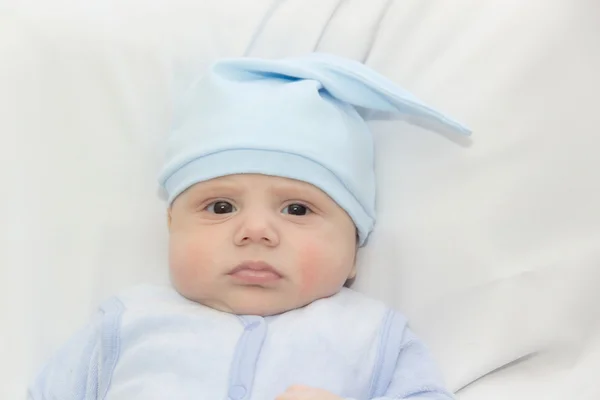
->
[299,263,320,295]
[296,242,327,295]
[169,234,209,280]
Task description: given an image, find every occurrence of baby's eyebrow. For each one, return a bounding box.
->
[269,184,323,200]
[191,183,242,197]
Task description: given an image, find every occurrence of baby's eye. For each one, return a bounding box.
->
[205,200,236,214]
[282,203,311,216]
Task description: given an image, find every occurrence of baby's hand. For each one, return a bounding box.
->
[276,385,344,400]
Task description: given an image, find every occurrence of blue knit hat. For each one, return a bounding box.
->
[159,53,470,246]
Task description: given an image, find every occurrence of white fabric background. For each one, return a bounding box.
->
[1,1,599,399]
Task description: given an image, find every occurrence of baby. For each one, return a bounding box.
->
[29,53,469,400]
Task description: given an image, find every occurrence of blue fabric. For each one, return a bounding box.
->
[28,297,124,400]
[369,311,454,400]
[158,53,470,245]
[368,309,397,397]
[28,285,454,400]
[228,316,267,400]
[97,298,124,399]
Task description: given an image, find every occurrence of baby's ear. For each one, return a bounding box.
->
[344,268,356,288]
[344,233,359,287]
[350,230,359,277]
[167,208,173,229]
[348,263,357,280]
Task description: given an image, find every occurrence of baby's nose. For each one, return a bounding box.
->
[233,214,280,247]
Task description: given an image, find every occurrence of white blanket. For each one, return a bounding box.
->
[1,1,599,399]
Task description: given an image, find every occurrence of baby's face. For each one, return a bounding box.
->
[167,173,357,316]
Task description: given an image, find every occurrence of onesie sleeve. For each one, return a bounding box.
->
[363,310,455,400]
[28,297,123,400]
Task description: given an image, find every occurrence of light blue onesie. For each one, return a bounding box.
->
[29,285,454,400]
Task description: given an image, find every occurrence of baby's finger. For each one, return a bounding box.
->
[275,384,310,399]
[285,384,311,393]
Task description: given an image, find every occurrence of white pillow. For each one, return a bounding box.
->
[355,1,600,398]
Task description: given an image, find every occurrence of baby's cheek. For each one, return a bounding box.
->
[296,241,335,295]
[299,262,320,296]
[169,236,208,284]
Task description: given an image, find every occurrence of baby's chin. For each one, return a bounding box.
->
[214,294,309,317]
[224,303,292,317]
[177,286,315,317]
